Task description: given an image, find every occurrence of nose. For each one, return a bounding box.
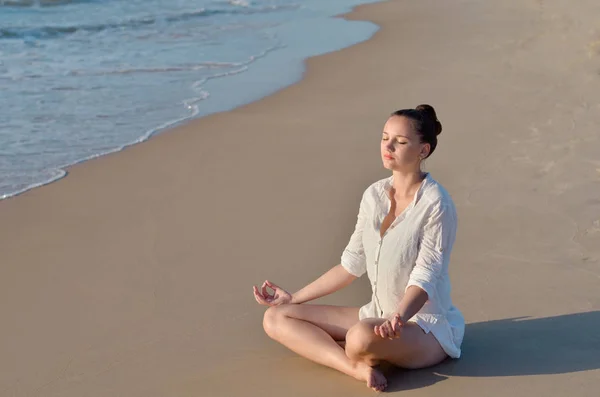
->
[386,141,395,152]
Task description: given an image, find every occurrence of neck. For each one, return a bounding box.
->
[391,169,425,196]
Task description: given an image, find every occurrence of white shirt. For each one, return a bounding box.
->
[341,173,465,358]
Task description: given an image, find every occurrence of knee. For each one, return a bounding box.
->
[345,321,378,360]
[262,305,288,340]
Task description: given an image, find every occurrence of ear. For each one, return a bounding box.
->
[420,143,431,159]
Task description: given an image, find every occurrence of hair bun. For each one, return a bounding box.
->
[416,104,442,136]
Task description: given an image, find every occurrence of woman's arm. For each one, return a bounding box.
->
[395,285,429,323]
[375,286,428,338]
[400,201,456,320]
[404,201,456,305]
[255,189,369,307]
[290,264,357,304]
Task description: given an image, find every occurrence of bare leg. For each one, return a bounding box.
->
[262,304,387,391]
[345,318,448,369]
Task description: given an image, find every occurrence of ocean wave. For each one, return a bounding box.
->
[0,5,294,40]
[0,0,95,7]
[0,61,248,81]
[1,38,282,80]
[227,0,251,6]
[69,61,244,76]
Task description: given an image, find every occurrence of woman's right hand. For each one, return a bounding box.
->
[253,280,292,306]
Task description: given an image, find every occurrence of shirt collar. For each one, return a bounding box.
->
[385,172,430,191]
[382,172,431,207]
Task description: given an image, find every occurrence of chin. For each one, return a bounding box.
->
[382,159,394,170]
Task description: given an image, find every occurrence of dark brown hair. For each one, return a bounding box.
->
[391,104,442,158]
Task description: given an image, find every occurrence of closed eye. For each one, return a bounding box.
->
[382,137,407,144]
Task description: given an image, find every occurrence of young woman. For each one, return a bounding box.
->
[252,105,464,392]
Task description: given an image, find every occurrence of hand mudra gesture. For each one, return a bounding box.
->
[253,280,292,307]
[374,313,404,339]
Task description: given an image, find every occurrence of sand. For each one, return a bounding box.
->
[1,0,600,395]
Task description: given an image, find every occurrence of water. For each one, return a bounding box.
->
[0,0,380,199]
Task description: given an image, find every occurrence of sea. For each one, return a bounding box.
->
[0,0,380,199]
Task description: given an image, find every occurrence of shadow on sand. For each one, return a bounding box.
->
[385,311,600,392]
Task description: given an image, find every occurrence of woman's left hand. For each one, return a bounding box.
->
[374,313,404,339]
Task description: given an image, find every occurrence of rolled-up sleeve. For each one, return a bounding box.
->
[340,192,368,277]
[406,201,457,299]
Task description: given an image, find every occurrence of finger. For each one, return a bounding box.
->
[253,288,263,303]
[261,281,268,298]
[390,316,400,337]
[271,294,285,306]
[384,322,394,339]
[373,325,383,338]
[253,286,266,300]
[379,323,389,339]
[393,314,404,336]
[393,313,403,326]
[261,281,273,299]
[257,295,272,306]
[253,292,263,305]
[253,288,270,306]
[265,280,278,290]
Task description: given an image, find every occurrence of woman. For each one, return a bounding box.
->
[252,105,464,392]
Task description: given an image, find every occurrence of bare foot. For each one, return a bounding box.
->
[353,362,388,392]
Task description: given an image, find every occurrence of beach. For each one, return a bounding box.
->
[1,0,600,395]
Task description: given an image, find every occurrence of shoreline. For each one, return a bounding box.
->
[0,0,381,201]
[2,0,600,396]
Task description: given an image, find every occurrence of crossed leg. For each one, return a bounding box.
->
[263,304,447,392]
[345,318,448,369]
[262,303,386,391]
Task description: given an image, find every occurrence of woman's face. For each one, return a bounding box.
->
[380,116,428,171]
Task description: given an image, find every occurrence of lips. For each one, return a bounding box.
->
[383,154,394,160]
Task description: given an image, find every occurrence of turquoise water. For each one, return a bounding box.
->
[0,0,380,199]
